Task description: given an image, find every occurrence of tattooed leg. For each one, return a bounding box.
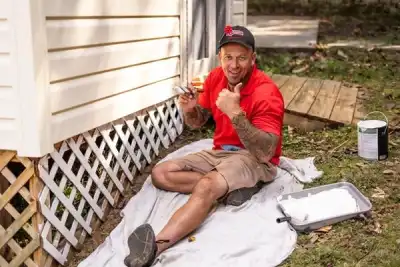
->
[183,105,211,129]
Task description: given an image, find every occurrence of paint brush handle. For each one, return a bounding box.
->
[276,216,292,223]
[174,85,195,97]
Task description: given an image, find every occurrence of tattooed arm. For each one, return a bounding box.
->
[183,104,211,129]
[230,110,279,164]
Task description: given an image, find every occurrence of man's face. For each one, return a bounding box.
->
[218,43,256,87]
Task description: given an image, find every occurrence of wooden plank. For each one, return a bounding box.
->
[330,85,358,124]
[284,112,328,132]
[47,17,180,50]
[287,78,322,114]
[49,37,180,82]
[51,76,179,144]
[271,74,290,88]
[0,201,36,251]
[308,79,341,119]
[0,256,7,266]
[0,167,34,211]
[0,54,12,86]
[0,150,14,170]
[0,20,11,53]
[0,119,18,151]
[30,170,46,267]
[44,0,180,17]
[279,76,308,108]
[0,225,37,267]
[2,200,36,238]
[8,236,40,267]
[51,57,180,113]
[1,167,32,203]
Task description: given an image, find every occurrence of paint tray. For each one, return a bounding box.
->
[276,182,372,232]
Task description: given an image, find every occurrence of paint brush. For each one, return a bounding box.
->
[174,85,195,97]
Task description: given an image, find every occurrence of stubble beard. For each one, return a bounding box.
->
[227,67,252,90]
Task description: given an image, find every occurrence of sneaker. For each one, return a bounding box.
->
[124,224,169,267]
[222,181,265,206]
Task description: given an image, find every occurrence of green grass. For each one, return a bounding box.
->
[252,18,400,265]
[245,4,400,263]
[279,125,400,267]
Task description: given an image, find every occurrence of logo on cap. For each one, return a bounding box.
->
[224,25,244,37]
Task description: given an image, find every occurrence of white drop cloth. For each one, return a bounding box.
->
[78,139,323,267]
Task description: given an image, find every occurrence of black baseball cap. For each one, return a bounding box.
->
[218,25,255,51]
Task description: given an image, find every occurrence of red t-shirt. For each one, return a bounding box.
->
[198,66,284,165]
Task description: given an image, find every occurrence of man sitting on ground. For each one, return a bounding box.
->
[124,25,284,267]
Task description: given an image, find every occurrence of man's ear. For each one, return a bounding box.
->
[251,52,257,66]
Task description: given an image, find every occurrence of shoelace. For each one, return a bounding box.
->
[155,239,170,244]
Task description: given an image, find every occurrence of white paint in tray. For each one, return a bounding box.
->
[279,188,360,223]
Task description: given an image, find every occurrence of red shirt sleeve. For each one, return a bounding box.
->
[197,73,212,110]
[251,85,284,137]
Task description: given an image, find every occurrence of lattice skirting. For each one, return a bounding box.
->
[0,97,184,267]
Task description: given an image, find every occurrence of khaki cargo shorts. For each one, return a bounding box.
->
[170,149,277,193]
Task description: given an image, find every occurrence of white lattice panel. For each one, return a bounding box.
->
[36,98,183,265]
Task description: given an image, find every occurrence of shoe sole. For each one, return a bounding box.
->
[124,223,157,267]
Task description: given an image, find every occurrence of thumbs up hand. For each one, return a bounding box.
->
[216,83,243,118]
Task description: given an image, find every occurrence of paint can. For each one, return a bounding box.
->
[357,111,389,161]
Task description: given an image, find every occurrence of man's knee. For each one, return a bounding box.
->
[192,173,228,201]
[151,162,170,189]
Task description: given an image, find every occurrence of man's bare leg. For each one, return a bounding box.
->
[124,171,228,267]
[155,171,227,253]
[151,161,205,193]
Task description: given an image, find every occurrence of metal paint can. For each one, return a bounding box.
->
[357,112,389,161]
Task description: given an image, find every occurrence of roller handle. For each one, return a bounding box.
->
[276,216,292,223]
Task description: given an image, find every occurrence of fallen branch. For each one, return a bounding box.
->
[329,139,350,154]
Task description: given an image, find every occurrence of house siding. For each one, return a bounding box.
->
[44,0,182,143]
[0,0,18,150]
